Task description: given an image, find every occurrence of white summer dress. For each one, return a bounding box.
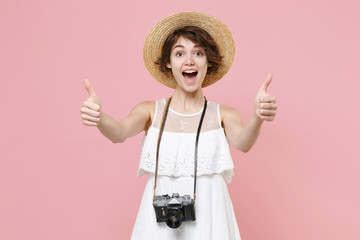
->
[131,99,241,240]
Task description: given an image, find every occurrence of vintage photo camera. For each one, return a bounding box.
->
[153,193,196,228]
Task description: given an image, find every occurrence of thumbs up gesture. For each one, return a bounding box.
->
[254,74,277,121]
[80,79,102,126]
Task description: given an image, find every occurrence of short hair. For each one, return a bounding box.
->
[155,26,222,75]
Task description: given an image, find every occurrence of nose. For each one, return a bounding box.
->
[185,54,194,66]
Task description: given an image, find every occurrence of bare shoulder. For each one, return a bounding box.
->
[219,104,243,123]
[133,100,155,111]
[131,100,156,118]
[124,101,156,133]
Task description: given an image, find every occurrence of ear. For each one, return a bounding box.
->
[208,63,212,68]
[166,62,171,69]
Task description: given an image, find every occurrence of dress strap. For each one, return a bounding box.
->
[151,100,158,127]
[217,103,222,128]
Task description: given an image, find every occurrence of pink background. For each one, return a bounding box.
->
[1,0,359,239]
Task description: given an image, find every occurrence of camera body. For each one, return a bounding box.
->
[153,193,196,228]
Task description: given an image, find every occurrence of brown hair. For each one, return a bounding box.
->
[155,26,222,75]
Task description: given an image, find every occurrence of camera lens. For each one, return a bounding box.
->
[166,209,183,228]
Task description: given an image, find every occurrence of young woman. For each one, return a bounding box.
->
[80,12,277,240]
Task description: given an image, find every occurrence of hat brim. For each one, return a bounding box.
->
[143,12,235,89]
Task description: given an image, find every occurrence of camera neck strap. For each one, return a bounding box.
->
[153,96,208,202]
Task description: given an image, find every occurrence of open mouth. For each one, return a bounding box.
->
[183,70,197,79]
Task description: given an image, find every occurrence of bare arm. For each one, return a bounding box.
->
[97,101,154,143]
[221,74,277,152]
[80,79,154,143]
[221,106,264,152]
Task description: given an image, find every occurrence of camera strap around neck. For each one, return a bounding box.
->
[153,96,208,202]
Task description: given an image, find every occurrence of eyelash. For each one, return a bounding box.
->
[175,51,204,57]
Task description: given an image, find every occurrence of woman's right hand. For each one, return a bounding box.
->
[80,79,102,126]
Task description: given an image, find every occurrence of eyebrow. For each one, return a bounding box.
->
[172,45,184,50]
[172,44,201,51]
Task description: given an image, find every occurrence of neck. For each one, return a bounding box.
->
[170,87,205,114]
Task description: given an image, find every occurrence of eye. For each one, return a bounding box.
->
[195,51,203,56]
[175,52,183,57]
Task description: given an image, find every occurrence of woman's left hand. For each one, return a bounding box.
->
[254,74,277,121]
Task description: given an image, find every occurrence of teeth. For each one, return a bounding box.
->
[183,70,197,73]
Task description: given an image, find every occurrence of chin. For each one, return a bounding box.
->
[180,83,203,93]
[174,74,204,92]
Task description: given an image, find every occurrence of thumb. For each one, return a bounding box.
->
[259,74,273,93]
[84,78,97,98]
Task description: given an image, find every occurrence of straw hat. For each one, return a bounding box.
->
[143,12,235,88]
